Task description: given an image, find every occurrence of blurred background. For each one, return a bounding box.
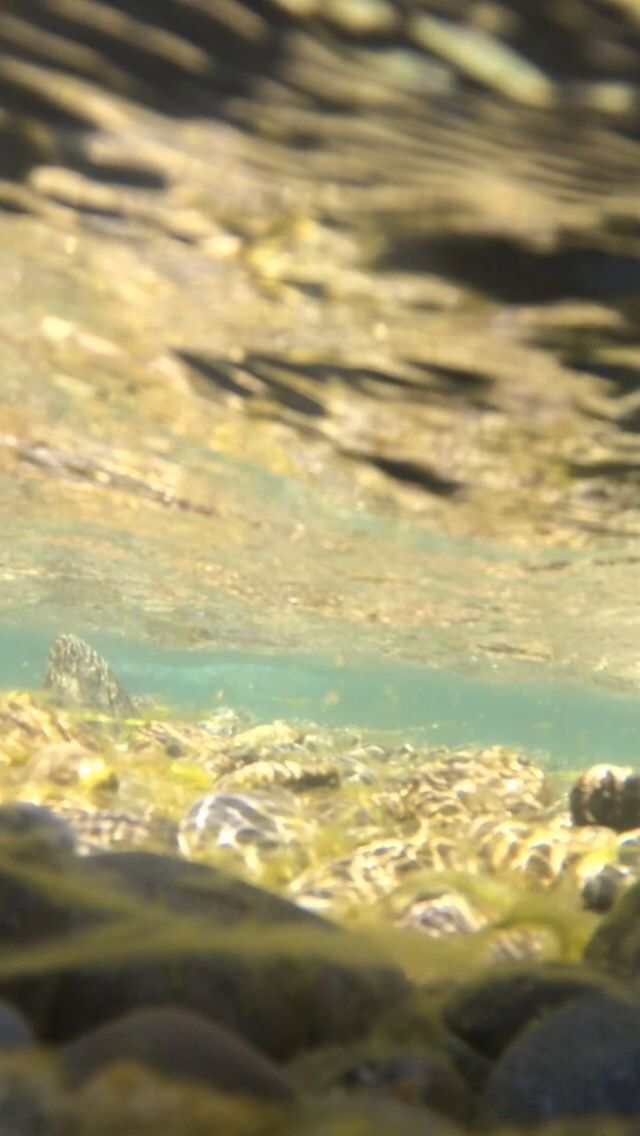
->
[2,1,640,753]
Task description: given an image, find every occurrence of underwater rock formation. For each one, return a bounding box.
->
[43,634,134,717]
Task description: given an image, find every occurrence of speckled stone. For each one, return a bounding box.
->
[570,764,640,833]
[585,876,640,978]
[43,635,134,717]
[178,789,312,861]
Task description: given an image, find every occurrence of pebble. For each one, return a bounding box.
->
[443,962,624,1059]
[585,874,640,977]
[0,1003,34,1052]
[484,991,640,1123]
[61,1006,294,1098]
[570,764,640,832]
[287,1041,472,1122]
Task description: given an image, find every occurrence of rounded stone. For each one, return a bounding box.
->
[0,804,76,861]
[178,789,311,860]
[484,992,640,1124]
[570,764,640,832]
[0,1002,34,1051]
[443,962,622,1058]
[37,851,410,1058]
[585,876,640,977]
[61,1006,294,1098]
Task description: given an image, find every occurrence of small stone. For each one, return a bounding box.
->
[0,1003,34,1051]
[584,875,640,977]
[0,804,76,861]
[61,1006,294,1098]
[570,764,640,832]
[231,722,301,754]
[443,962,623,1059]
[581,863,624,912]
[288,1042,472,1123]
[178,789,311,861]
[43,635,134,717]
[484,992,640,1123]
[23,743,117,794]
[71,1061,277,1136]
[399,891,487,937]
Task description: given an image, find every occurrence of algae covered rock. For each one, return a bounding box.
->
[570,764,640,833]
[43,635,134,718]
[584,875,640,977]
[61,1006,294,1099]
[0,849,409,1060]
[442,961,625,1059]
[484,991,640,1124]
[178,788,314,864]
[0,803,76,863]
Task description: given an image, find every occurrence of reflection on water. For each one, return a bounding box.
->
[1,2,640,765]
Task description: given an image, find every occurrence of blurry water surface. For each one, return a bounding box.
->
[2,1,640,770]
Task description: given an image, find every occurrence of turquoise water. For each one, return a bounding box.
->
[4,627,640,769]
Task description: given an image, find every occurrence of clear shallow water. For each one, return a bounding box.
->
[4,627,640,770]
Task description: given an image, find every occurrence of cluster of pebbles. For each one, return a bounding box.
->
[0,636,637,1132]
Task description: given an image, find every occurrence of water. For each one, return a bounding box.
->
[2,4,640,783]
[4,626,640,769]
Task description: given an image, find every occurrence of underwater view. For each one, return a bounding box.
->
[3,0,640,1132]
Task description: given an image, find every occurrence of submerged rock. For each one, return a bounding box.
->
[484,992,640,1124]
[287,1041,472,1123]
[442,962,625,1060]
[43,635,134,718]
[0,849,409,1059]
[570,764,640,833]
[61,1006,294,1098]
[178,789,314,864]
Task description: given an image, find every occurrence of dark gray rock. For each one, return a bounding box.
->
[0,1004,33,1052]
[443,962,622,1058]
[61,1006,294,1098]
[43,635,134,717]
[484,992,640,1124]
[585,876,640,977]
[570,764,640,832]
[0,850,409,1059]
[0,805,76,862]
